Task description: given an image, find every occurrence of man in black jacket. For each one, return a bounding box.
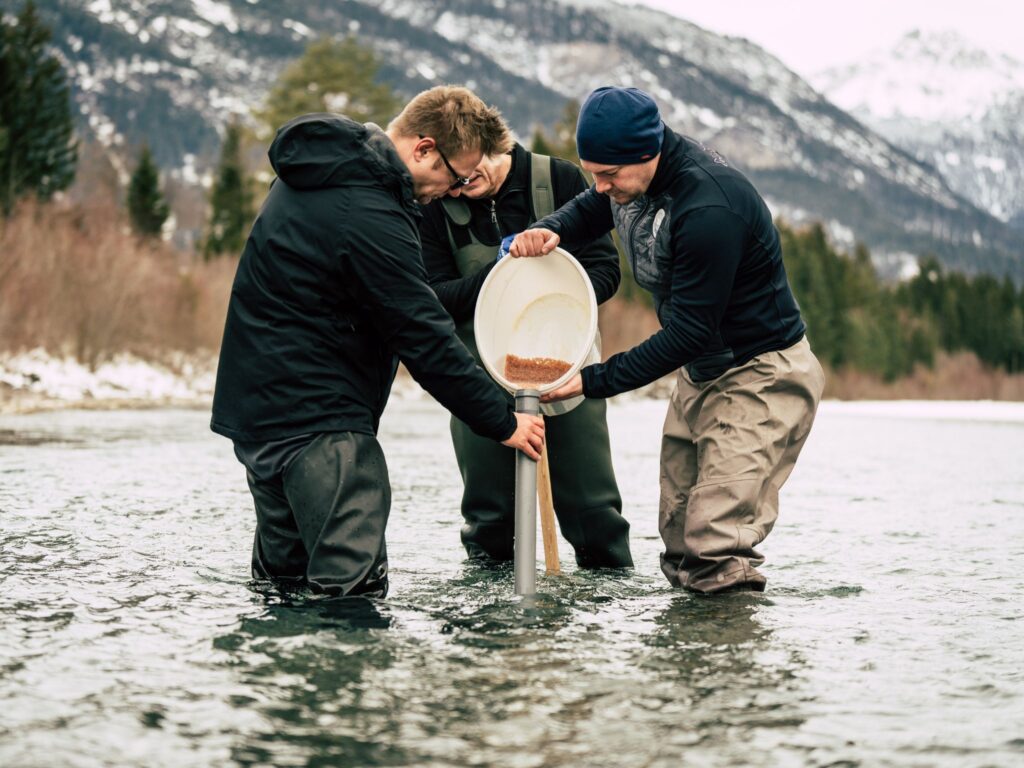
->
[212,86,545,598]
[512,87,824,594]
[419,143,633,568]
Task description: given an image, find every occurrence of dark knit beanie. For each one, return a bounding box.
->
[576,86,664,165]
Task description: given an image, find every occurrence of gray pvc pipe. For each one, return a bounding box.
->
[514,389,540,596]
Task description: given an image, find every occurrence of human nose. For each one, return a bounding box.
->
[595,178,613,194]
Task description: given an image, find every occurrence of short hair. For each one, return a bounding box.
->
[389,85,513,158]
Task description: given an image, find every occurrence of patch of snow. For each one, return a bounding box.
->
[173,17,212,39]
[0,350,215,412]
[323,92,350,112]
[898,258,921,281]
[87,0,113,20]
[871,250,921,281]
[826,219,856,250]
[191,0,239,33]
[974,155,1006,173]
[282,18,313,38]
[179,153,201,185]
[695,107,723,130]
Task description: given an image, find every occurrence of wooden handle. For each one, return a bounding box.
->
[537,439,560,575]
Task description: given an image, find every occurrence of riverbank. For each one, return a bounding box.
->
[0,349,217,415]
[3,347,1023,416]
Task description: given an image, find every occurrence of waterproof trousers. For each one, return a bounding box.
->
[451,395,633,568]
[246,432,390,597]
[659,337,824,593]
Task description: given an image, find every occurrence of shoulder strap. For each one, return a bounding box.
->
[440,197,472,226]
[439,197,473,252]
[529,152,554,221]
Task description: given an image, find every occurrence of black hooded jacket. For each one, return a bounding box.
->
[211,113,517,443]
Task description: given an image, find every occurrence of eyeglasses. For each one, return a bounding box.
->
[420,135,471,189]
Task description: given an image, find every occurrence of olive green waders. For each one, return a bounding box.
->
[659,337,824,592]
[440,154,632,568]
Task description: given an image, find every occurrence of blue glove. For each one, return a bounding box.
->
[497,234,517,261]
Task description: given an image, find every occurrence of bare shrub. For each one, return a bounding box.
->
[826,352,1024,401]
[0,197,235,367]
[598,297,661,357]
[178,255,236,351]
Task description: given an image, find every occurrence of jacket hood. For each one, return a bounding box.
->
[269,113,414,205]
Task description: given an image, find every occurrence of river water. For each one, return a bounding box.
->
[1,397,1022,767]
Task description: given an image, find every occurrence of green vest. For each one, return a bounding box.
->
[440,153,553,358]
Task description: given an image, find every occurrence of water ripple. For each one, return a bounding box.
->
[0,404,1022,767]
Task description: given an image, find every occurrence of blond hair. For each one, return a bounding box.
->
[389,85,513,158]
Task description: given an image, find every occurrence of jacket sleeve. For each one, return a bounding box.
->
[581,206,746,398]
[418,202,497,323]
[343,196,516,441]
[551,159,620,305]
[531,185,615,259]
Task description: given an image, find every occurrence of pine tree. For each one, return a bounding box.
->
[551,100,582,165]
[529,127,553,157]
[530,100,583,166]
[127,144,168,238]
[203,121,252,258]
[255,36,400,138]
[0,0,77,214]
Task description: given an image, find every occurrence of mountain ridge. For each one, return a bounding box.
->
[813,29,1024,229]
[35,0,1023,279]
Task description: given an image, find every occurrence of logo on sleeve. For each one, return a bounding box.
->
[652,208,666,239]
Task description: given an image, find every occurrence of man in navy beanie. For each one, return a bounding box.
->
[510,86,825,594]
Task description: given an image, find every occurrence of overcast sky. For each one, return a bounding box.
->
[630,0,1023,76]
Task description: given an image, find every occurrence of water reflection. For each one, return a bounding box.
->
[215,572,807,767]
[215,594,400,766]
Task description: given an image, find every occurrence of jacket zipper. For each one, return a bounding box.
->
[626,197,650,280]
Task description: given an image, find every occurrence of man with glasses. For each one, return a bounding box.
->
[424,134,473,192]
[419,144,633,568]
[212,86,545,598]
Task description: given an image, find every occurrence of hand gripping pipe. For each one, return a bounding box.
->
[514,389,540,595]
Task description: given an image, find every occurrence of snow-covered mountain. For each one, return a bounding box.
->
[813,29,1024,230]
[37,0,1023,279]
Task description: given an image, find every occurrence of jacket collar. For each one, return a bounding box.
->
[492,142,527,199]
[645,126,683,199]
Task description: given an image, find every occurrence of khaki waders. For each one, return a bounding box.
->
[659,337,824,592]
[441,154,632,568]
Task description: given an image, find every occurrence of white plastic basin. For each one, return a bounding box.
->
[474,247,599,415]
